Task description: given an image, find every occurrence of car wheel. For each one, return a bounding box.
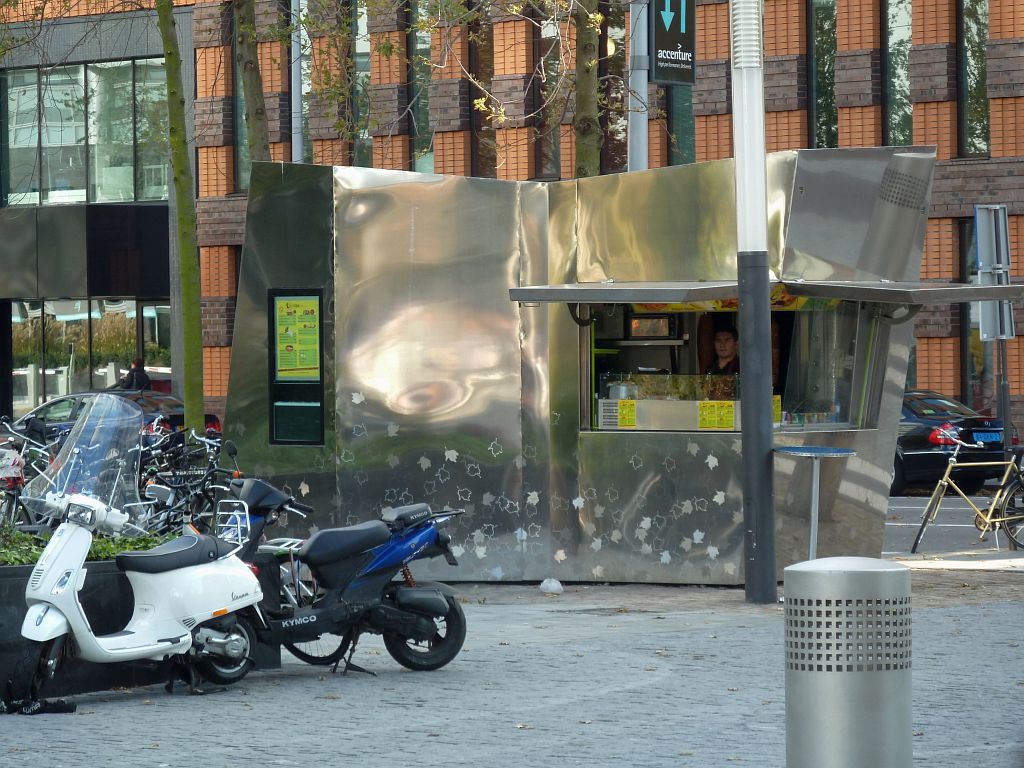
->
[889,459,906,496]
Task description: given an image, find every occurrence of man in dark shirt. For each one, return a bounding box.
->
[120,358,151,390]
[704,328,740,375]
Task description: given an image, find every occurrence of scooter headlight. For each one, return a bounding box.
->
[66,503,96,526]
[51,569,75,595]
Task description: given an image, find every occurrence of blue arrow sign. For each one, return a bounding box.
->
[679,0,686,32]
[660,0,674,30]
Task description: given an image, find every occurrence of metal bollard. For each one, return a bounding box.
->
[784,557,912,768]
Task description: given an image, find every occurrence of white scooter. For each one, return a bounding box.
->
[10,394,263,712]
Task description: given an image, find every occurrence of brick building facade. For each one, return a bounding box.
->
[2,0,1020,424]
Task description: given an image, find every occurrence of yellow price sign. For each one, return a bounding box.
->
[617,399,637,428]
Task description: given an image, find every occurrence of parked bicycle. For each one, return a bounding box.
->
[910,428,1024,553]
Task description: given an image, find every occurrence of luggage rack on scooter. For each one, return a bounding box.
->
[214,499,251,551]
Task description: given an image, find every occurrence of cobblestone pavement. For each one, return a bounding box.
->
[2,567,1022,768]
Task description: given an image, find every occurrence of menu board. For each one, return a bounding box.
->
[698,400,735,430]
[274,296,321,382]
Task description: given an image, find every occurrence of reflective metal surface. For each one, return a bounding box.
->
[227,148,937,584]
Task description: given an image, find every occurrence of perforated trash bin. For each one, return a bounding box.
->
[784,557,912,768]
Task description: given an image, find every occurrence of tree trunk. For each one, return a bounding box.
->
[234,0,271,162]
[572,0,602,178]
[155,0,204,433]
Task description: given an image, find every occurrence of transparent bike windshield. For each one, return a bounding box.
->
[22,394,144,523]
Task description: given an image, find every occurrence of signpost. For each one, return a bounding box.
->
[650,0,696,86]
[974,204,1016,445]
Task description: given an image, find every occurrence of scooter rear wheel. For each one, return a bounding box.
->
[383,594,466,672]
[284,630,351,666]
[196,615,256,685]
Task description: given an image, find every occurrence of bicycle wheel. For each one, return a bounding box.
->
[0,491,31,526]
[911,487,943,554]
[995,479,1024,550]
[284,629,352,666]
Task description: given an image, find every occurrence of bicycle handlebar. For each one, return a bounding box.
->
[937,427,983,449]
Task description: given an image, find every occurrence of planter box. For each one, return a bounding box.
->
[0,562,279,698]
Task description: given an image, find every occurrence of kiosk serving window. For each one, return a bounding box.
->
[584,299,881,432]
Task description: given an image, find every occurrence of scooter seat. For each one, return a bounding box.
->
[116,534,238,574]
[298,520,390,566]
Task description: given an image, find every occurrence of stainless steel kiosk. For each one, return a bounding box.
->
[224,148,1021,584]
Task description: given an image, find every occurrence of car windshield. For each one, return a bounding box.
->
[905,394,978,419]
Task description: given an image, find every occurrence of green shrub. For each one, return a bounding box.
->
[0,524,174,567]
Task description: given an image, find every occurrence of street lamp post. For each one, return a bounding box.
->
[730,0,776,603]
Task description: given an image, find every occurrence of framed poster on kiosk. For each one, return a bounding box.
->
[269,290,324,444]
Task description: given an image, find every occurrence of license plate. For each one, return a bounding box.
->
[973,431,1001,443]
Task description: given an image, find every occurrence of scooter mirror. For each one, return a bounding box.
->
[224,440,238,458]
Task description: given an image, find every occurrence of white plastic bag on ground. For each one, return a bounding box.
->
[539,578,563,595]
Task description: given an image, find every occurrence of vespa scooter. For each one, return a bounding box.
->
[6,394,263,713]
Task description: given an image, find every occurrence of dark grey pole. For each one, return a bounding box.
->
[730,0,777,603]
[738,250,777,603]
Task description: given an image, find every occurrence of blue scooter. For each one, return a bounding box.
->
[223,477,465,674]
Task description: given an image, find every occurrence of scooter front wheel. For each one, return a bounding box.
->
[4,636,66,707]
[196,615,256,685]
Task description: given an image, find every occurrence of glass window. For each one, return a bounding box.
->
[668,86,695,165]
[42,300,93,396]
[883,0,912,145]
[11,301,43,416]
[135,59,168,200]
[353,0,373,167]
[535,18,562,179]
[41,66,87,204]
[809,0,837,148]
[782,306,861,424]
[140,302,172,391]
[958,0,988,156]
[88,61,135,202]
[471,18,495,177]
[91,300,138,388]
[601,4,627,173]
[2,69,41,206]
[409,0,433,172]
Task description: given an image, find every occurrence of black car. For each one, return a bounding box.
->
[5,391,221,447]
[890,390,1005,495]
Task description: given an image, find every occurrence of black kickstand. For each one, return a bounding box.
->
[164,661,226,696]
[330,634,376,677]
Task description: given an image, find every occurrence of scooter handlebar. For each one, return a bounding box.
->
[283,501,312,518]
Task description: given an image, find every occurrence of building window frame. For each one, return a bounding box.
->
[881,0,912,146]
[807,0,837,149]
[956,0,989,157]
